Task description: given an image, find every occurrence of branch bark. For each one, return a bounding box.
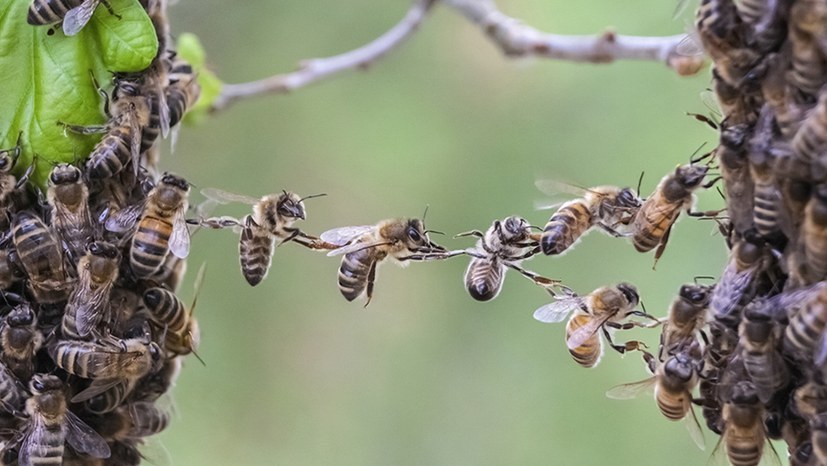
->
[210,0,704,113]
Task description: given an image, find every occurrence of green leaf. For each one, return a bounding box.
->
[176,32,224,124]
[0,0,157,188]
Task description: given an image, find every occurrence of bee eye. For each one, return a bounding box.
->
[408,228,421,242]
[32,380,44,392]
[149,343,161,360]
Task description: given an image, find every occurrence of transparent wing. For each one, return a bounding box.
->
[534,179,589,197]
[65,409,111,458]
[72,284,111,337]
[104,203,144,233]
[18,418,47,466]
[326,240,390,257]
[685,405,705,451]
[320,225,375,246]
[567,314,610,351]
[200,187,259,206]
[532,298,581,323]
[709,265,754,318]
[168,210,191,259]
[157,84,171,138]
[62,0,99,36]
[71,378,122,403]
[605,377,655,400]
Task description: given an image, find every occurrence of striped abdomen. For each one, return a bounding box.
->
[130,214,173,277]
[143,287,187,333]
[632,196,681,252]
[23,421,65,466]
[784,301,827,357]
[0,363,26,412]
[239,216,274,286]
[463,256,504,301]
[86,126,135,179]
[742,351,787,402]
[793,94,827,164]
[751,176,780,237]
[654,386,689,421]
[84,380,135,414]
[140,93,162,153]
[725,426,764,466]
[337,247,374,302]
[804,194,827,279]
[541,200,592,255]
[128,403,170,437]
[565,314,602,368]
[27,0,83,25]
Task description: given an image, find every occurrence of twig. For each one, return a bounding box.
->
[444,0,703,75]
[210,0,437,112]
[210,0,703,112]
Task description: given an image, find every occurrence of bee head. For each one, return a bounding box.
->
[276,191,306,220]
[676,164,709,189]
[500,216,529,241]
[615,282,639,307]
[29,373,62,395]
[160,173,190,192]
[7,304,34,327]
[88,241,121,260]
[0,154,12,173]
[49,163,81,185]
[616,188,641,208]
[662,352,695,383]
[678,284,711,305]
[729,381,760,405]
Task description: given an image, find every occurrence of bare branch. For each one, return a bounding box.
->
[211,0,703,112]
[444,0,704,76]
[210,0,437,112]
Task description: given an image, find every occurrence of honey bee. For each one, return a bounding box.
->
[62,76,149,180]
[659,283,712,359]
[199,188,326,286]
[792,89,827,167]
[11,211,71,306]
[709,232,766,326]
[61,241,121,339]
[533,283,654,368]
[761,52,806,140]
[27,0,119,35]
[321,217,454,306]
[782,284,827,365]
[788,0,827,99]
[81,379,136,415]
[695,0,761,87]
[717,121,756,235]
[631,163,712,265]
[0,304,43,381]
[0,360,28,415]
[748,105,788,241]
[95,402,170,441]
[606,346,705,449]
[50,337,160,381]
[46,164,93,264]
[535,181,641,256]
[457,216,559,301]
[738,301,789,403]
[105,173,190,278]
[165,58,200,132]
[803,184,827,281]
[0,132,27,232]
[15,374,110,466]
[714,380,777,466]
[142,263,204,360]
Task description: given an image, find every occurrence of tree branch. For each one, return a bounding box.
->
[210,0,703,112]
[210,0,437,112]
[445,0,703,75]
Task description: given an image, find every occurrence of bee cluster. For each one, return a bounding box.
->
[0,0,203,464]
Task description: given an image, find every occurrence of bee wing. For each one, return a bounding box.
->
[604,376,655,400]
[70,378,121,403]
[168,210,191,259]
[534,179,589,197]
[104,203,144,233]
[72,289,110,337]
[157,84,171,138]
[18,416,49,466]
[62,0,99,36]
[532,298,580,323]
[709,265,754,318]
[320,225,375,246]
[200,188,259,206]
[684,405,706,451]
[325,239,392,257]
[567,313,610,351]
[64,409,111,459]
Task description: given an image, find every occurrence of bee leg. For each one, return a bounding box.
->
[57,121,109,135]
[686,207,726,218]
[363,261,377,308]
[14,158,35,190]
[454,230,484,239]
[603,326,647,355]
[504,263,560,289]
[596,224,625,237]
[651,223,674,270]
[293,231,340,251]
[641,349,657,373]
[99,0,122,19]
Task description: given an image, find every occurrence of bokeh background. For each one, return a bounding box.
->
[157,0,748,464]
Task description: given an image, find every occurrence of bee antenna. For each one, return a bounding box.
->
[689,142,711,164]
[190,262,206,315]
[528,225,544,232]
[693,275,716,284]
[422,205,430,223]
[636,171,645,195]
[190,346,206,366]
[424,229,445,236]
[299,193,327,202]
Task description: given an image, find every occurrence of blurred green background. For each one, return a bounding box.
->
[158,1,739,464]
